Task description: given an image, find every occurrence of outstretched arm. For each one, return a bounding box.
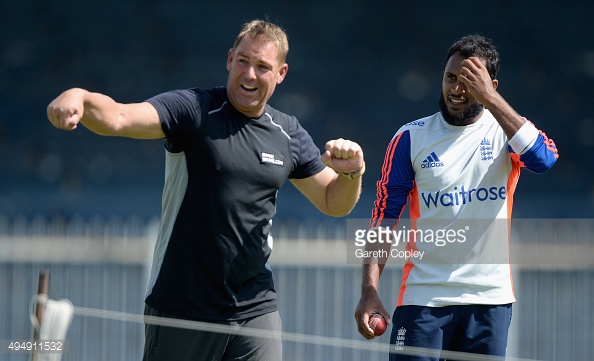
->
[291,138,364,217]
[47,88,165,139]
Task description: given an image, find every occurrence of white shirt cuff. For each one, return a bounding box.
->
[508,121,539,155]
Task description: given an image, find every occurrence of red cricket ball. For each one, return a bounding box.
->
[369,313,387,336]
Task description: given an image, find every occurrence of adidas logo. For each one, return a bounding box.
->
[421,152,444,168]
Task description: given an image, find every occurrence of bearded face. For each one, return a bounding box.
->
[438,93,484,126]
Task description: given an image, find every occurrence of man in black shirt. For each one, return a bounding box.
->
[47,19,365,361]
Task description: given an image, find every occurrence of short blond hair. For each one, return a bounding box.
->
[233,19,289,63]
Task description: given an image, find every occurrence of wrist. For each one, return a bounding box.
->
[360,283,379,297]
[341,162,365,180]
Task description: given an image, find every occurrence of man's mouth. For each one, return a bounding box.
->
[241,85,258,93]
[449,96,467,105]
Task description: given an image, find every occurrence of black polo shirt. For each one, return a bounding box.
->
[144,87,325,321]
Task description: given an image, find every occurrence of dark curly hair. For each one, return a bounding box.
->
[445,34,500,80]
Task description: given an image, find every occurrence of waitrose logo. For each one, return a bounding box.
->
[421,185,506,208]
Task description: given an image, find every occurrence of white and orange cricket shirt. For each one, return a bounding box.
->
[371,109,558,307]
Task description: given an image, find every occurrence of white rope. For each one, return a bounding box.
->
[69,304,541,361]
[26,294,543,361]
[29,295,73,361]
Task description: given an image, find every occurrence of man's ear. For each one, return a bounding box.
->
[226,48,234,71]
[492,78,499,90]
[277,63,289,84]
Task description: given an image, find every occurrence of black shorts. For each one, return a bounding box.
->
[143,305,282,361]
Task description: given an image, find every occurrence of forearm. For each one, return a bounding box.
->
[483,93,525,139]
[79,89,126,135]
[324,170,363,217]
[65,88,163,139]
[293,138,365,217]
[361,226,392,291]
[361,262,386,293]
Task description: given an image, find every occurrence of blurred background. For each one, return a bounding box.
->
[1,0,592,220]
[0,0,593,360]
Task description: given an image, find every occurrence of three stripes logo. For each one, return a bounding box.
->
[421,152,444,168]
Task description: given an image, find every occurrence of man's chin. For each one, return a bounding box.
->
[447,107,466,117]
